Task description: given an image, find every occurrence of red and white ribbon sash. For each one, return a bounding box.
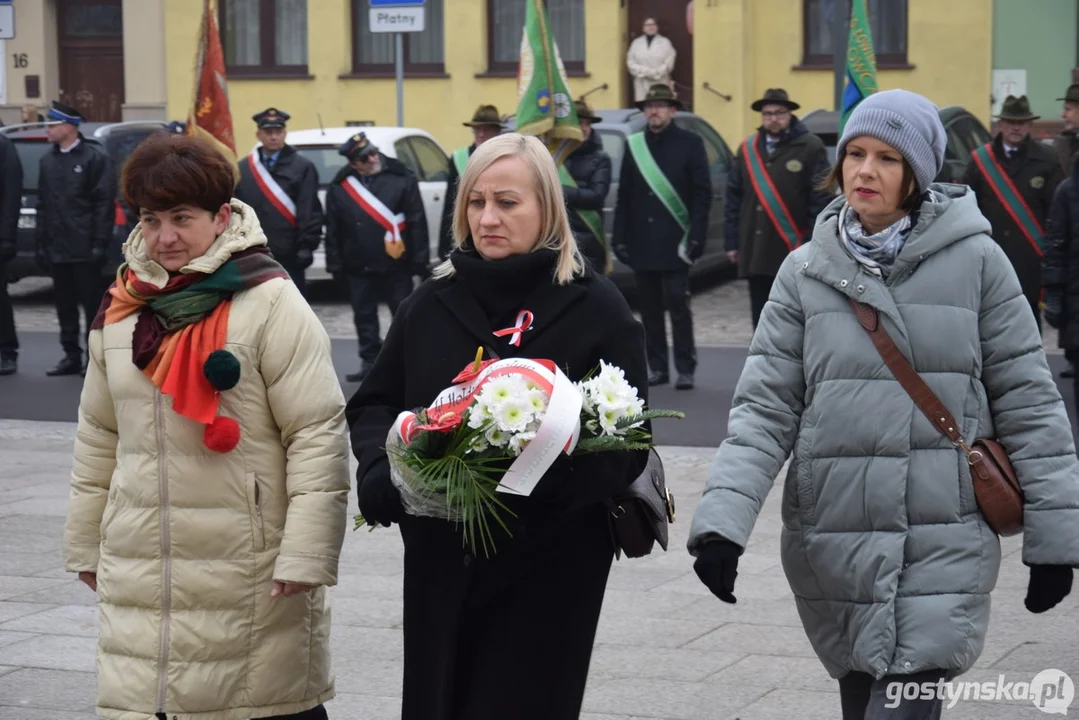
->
[493,310,534,347]
[388,358,583,497]
[342,176,406,247]
[247,150,297,227]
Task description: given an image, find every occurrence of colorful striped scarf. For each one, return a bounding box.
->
[92,246,288,426]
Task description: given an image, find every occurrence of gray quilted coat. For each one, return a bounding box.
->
[689,185,1079,680]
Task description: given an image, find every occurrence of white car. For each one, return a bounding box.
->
[275,126,451,280]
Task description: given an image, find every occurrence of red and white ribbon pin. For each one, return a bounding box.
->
[493,310,534,347]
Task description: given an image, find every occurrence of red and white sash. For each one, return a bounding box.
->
[247,150,297,227]
[341,176,406,248]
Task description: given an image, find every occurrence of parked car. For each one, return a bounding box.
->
[800,106,993,183]
[507,108,736,288]
[277,126,450,281]
[2,120,167,283]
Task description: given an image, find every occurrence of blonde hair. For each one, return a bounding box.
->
[432,133,584,284]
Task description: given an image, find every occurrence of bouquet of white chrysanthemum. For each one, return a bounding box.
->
[355,350,683,555]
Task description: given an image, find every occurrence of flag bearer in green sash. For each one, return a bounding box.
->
[438,104,505,258]
[725,88,831,329]
[963,95,1063,329]
[613,83,711,390]
[560,99,612,274]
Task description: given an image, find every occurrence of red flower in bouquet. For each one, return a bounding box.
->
[415,410,463,433]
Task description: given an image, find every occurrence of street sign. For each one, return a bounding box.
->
[0,5,14,40]
[991,69,1027,117]
[369,7,424,32]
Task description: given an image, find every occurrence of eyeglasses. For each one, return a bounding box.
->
[761,110,790,119]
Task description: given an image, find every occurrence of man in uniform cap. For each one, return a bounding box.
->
[1055,84,1079,177]
[964,95,1062,330]
[325,132,428,382]
[561,98,612,273]
[725,88,830,329]
[613,83,711,390]
[438,104,505,258]
[233,107,323,297]
[37,100,116,376]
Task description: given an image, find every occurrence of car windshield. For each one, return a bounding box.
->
[12,139,52,194]
[104,129,160,173]
[294,145,349,186]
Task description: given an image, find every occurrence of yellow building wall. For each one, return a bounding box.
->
[693,0,994,144]
[165,0,627,153]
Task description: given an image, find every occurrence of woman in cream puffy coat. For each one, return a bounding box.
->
[63,132,350,720]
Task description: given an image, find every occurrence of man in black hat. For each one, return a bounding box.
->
[964,95,1063,329]
[0,130,24,376]
[725,88,829,329]
[438,104,505,259]
[234,107,323,297]
[613,83,711,390]
[37,100,116,376]
[325,132,428,382]
[561,98,612,273]
[1054,84,1079,177]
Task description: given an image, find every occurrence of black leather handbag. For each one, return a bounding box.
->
[606,449,676,559]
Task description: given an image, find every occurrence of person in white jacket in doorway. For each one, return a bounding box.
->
[626,17,677,103]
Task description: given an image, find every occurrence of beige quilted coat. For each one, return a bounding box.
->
[64,201,351,720]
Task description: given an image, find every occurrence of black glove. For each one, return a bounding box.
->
[357,460,404,528]
[326,255,342,275]
[34,243,50,272]
[1025,564,1073,613]
[687,242,705,261]
[90,245,107,267]
[295,246,314,270]
[1044,292,1063,330]
[413,262,431,280]
[693,539,743,604]
[613,243,631,266]
[0,238,14,264]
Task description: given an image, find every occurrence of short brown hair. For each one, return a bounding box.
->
[819,146,921,213]
[122,132,235,214]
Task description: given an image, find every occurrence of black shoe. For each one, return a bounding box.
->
[0,356,15,376]
[46,355,82,377]
[346,364,374,383]
[675,373,695,390]
[648,371,669,386]
[1062,365,1075,379]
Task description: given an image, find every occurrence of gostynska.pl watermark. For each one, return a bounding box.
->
[885,669,1074,713]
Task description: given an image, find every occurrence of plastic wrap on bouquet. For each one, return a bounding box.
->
[385,428,469,520]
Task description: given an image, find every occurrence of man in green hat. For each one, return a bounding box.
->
[560,99,612,273]
[613,83,711,390]
[1054,84,1079,177]
[964,94,1062,329]
[438,104,505,258]
[725,88,830,329]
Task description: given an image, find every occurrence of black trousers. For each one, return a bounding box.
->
[0,272,16,359]
[839,669,947,720]
[347,271,413,364]
[158,705,327,720]
[53,262,103,357]
[748,274,775,330]
[635,268,696,376]
[281,258,307,298]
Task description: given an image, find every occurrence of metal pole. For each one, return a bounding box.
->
[395,32,404,126]
[834,0,848,111]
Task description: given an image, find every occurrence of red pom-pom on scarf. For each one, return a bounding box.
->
[204,416,241,453]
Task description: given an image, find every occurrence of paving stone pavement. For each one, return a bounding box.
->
[10,277,1064,353]
[1,420,1075,719]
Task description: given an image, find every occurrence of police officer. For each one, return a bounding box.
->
[36,101,116,377]
[0,131,24,376]
[234,107,323,297]
[964,95,1063,329]
[438,104,505,258]
[325,133,428,382]
[613,84,711,390]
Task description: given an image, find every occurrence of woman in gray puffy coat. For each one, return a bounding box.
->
[688,89,1079,719]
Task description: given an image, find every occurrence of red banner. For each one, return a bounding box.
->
[188,0,238,174]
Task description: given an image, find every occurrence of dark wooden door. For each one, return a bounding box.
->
[58,0,125,122]
[626,0,693,111]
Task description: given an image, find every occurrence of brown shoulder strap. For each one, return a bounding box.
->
[848,298,966,445]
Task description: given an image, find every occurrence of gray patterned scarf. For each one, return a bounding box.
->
[839,204,912,278]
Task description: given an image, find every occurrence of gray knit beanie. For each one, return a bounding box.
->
[836,89,947,194]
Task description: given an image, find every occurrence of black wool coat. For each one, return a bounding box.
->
[233,144,324,263]
[613,122,712,272]
[563,132,613,272]
[1043,171,1079,348]
[36,135,116,264]
[345,257,650,720]
[964,134,1063,309]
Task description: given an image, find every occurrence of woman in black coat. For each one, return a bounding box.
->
[562,101,613,273]
[345,133,650,720]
